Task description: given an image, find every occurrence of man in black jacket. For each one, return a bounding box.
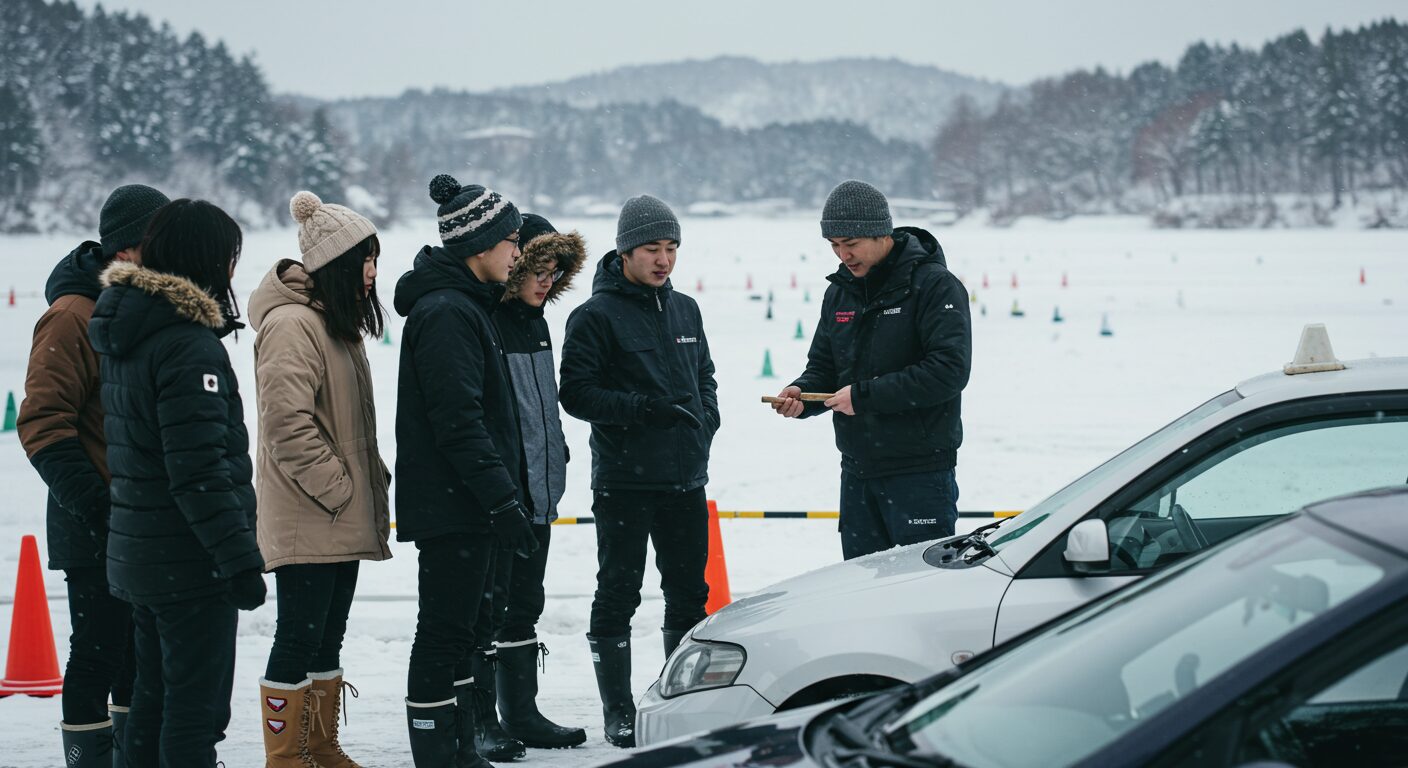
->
[773,180,971,560]
[395,174,537,767]
[560,195,720,748]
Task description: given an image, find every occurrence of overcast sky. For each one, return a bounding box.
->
[77,0,1404,98]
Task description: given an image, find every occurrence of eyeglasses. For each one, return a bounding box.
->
[533,268,566,284]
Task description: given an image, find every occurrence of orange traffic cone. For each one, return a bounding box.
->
[7,288,14,307]
[0,536,63,697]
[1360,267,1366,285]
[704,500,732,614]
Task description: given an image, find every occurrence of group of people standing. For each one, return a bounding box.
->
[17,175,970,767]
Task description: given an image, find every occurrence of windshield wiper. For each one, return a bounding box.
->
[953,521,1003,560]
[819,711,959,768]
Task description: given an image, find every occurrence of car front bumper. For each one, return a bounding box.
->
[635,680,777,746]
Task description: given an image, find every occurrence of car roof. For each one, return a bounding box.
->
[1304,485,1408,557]
[1236,356,1408,399]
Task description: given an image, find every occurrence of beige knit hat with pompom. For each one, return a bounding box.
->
[289,190,378,272]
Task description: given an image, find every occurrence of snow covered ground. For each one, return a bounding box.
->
[0,214,1405,766]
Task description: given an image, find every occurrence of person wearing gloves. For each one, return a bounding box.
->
[393,174,537,767]
[559,195,720,748]
[18,183,167,767]
[249,191,392,768]
[485,213,588,750]
[771,180,971,560]
[87,199,265,767]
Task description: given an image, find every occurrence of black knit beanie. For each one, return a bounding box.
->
[99,184,171,257]
[518,213,557,246]
[428,174,522,256]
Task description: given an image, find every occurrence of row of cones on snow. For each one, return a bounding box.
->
[0,506,736,699]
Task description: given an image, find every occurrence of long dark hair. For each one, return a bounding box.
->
[307,235,386,342]
[140,199,242,321]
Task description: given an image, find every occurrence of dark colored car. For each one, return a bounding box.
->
[597,486,1408,768]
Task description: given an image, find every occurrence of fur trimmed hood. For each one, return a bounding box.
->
[502,230,587,304]
[100,261,227,329]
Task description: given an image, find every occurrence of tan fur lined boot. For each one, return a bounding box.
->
[308,669,361,768]
[260,678,317,768]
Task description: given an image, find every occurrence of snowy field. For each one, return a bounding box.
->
[1,214,1405,766]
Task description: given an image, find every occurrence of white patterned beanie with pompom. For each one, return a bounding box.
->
[289,190,378,273]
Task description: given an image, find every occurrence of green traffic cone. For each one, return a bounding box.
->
[766,303,773,320]
[794,319,804,339]
[3,392,16,432]
[382,329,394,346]
[760,349,775,378]
[803,288,811,303]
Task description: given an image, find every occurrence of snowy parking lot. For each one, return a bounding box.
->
[1,215,1405,766]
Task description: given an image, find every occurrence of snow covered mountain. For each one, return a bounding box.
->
[497,56,1006,144]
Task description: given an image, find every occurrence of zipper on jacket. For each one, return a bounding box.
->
[654,289,662,312]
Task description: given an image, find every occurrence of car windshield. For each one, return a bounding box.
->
[885,516,1396,767]
[985,390,1243,555]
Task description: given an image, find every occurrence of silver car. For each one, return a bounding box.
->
[636,328,1408,745]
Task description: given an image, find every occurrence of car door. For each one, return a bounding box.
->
[992,393,1408,645]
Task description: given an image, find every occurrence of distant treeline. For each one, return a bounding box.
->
[933,20,1408,222]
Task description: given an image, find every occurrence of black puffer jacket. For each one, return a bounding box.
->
[393,246,525,541]
[87,262,262,605]
[559,252,719,492]
[792,227,971,479]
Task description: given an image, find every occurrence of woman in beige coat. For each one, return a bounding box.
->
[249,191,391,768]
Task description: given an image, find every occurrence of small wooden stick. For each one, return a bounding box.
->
[760,392,834,404]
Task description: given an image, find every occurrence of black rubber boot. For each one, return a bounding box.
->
[406,699,466,768]
[662,628,687,660]
[588,634,636,748]
[61,720,113,767]
[109,705,129,768]
[462,656,525,762]
[495,639,587,749]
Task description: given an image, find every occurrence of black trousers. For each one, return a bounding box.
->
[62,566,135,725]
[407,533,494,703]
[125,597,237,768]
[491,524,552,644]
[588,487,709,638]
[264,561,360,684]
[839,468,959,560]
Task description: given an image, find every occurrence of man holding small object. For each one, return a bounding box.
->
[774,180,971,560]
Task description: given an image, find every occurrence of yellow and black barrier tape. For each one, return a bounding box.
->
[391,510,1021,528]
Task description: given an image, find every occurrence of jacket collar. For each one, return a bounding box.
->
[591,250,673,304]
[100,261,227,330]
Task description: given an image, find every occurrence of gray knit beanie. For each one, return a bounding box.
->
[100,184,171,257]
[616,195,681,254]
[429,174,522,256]
[289,191,378,272]
[820,180,893,239]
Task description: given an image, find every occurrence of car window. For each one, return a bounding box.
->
[1308,642,1408,704]
[1101,414,1408,573]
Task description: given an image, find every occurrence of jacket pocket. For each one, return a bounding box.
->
[619,335,657,353]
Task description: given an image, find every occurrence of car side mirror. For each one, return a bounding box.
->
[1063,519,1110,573]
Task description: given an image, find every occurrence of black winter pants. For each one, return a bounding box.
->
[62,566,135,724]
[407,533,494,703]
[589,488,709,638]
[839,468,959,560]
[492,524,552,644]
[264,561,360,684]
[124,597,237,768]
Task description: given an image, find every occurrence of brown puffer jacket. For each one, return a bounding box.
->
[249,260,391,570]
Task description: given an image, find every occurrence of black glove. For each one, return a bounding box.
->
[227,569,267,611]
[640,394,702,430]
[488,498,540,557]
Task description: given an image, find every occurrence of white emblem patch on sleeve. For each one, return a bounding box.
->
[203,374,219,393]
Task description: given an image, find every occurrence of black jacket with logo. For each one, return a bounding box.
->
[87,263,263,605]
[559,252,719,492]
[393,246,526,541]
[792,227,970,479]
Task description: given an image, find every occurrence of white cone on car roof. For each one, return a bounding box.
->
[1284,323,1346,375]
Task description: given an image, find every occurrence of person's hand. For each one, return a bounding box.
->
[824,385,855,416]
[489,498,540,557]
[640,394,702,430]
[772,386,804,418]
[227,569,268,611]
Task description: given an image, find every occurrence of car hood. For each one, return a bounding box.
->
[593,702,831,767]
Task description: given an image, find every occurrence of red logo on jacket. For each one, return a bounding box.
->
[834,311,855,324]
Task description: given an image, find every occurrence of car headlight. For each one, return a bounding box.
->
[658,637,747,698]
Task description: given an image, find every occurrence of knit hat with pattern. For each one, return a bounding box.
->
[820,180,893,239]
[100,184,171,257]
[428,174,522,256]
[288,191,378,272]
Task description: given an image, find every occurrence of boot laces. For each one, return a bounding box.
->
[537,642,550,673]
